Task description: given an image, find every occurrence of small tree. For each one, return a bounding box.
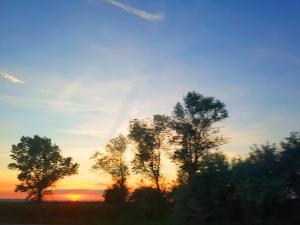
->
[91,134,129,203]
[102,184,129,204]
[130,186,169,218]
[8,135,79,202]
[128,115,168,191]
[170,91,228,179]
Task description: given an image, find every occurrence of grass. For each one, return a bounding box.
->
[1,202,297,225]
[0,202,171,225]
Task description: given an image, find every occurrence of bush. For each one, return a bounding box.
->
[172,152,236,225]
[103,185,129,204]
[130,187,170,218]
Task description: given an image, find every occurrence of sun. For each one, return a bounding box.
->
[68,194,81,202]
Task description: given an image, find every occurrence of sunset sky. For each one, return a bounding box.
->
[1,0,300,201]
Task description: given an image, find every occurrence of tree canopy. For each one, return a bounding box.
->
[91,134,129,189]
[91,134,129,203]
[6,91,300,225]
[169,91,228,179]
[8,135,79,202]
[174,132,300,224]
[128,115,169,191]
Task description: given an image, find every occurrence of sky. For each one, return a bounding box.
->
[0,0,300,201]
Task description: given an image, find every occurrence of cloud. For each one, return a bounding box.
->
[58,127,108,138]
[104,0,164,21]
[0,76,140,115]
[1,72,25,84]
[0,75,143,141]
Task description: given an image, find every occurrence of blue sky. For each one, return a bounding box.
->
[1,0,300,193]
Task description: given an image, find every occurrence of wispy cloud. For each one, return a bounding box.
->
[1,72,24,84]
[104,0,164,21]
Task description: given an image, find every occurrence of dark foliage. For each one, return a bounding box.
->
[8,135,79,202]
[5,92,300,225]
[173,132,300,225]
[130,187,171,218]
[91,135,130,204]
[173,152,235,224]
[169,91,228,179]
[103,184,129,204]
[91,134,129,189]
[128,115,169,191]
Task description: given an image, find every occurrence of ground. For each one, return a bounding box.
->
[0,202,170,225]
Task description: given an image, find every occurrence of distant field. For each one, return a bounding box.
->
[2,202,298,225]
[0,202,170,225]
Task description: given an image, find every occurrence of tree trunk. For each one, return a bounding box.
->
[155,178,161,192]
[36,189,42,203]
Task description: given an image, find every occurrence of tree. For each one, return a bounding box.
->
[91,134,129,203]
[8,135,79,203]
[128,115,169,191]
[173,152,233,224]
[102,184,129,204]
[172,130,300,224]
[231,144,286,223]
[130,187,169,218]
[170,91,228,179]
[280,132,300,199]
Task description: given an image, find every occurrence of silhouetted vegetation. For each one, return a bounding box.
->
[173,152,236,224]
[169,91,228,180]
[91,134,130,203]
[128,115,169,191]
[130,187,171,218]
[173,132,300,225]
[5,91,300,225]
[8,135,79,202]
[103,184,129,204]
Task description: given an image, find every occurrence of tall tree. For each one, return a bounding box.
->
[128,115,168,191]
[91,134,129,190]
[170,91,228,179]
[8,135,79,202]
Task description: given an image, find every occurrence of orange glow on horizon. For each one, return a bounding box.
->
[67,194,81,202]
[45,192,103,202]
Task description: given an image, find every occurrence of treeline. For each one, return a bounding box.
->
[173,136,300,224]
[91,91,228,201]
[8,91,300,224]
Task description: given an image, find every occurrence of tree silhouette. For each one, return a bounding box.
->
[102,184,129,204]
[173,152,232,224]
[173,132,300,224]
[91,134,129,203]
[8,135,79,202]
[128,115,169,191]
[91,134,129,189]
[169,91,228,179]
[280,132,300,199]
[231,144,285,222]
[130,186,169,217]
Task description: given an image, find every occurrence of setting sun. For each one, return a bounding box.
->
[68,194,81,202]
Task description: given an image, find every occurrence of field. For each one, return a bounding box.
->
[0,202,171,225]
[1,202,300,225]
